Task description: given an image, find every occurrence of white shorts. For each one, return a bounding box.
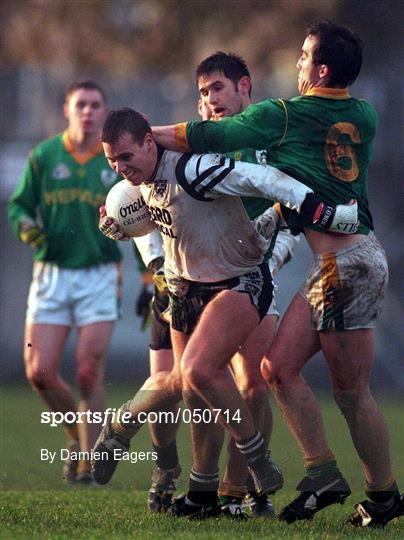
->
[266,285,279,318]
[299,233,388,331]
[26,262,121,326]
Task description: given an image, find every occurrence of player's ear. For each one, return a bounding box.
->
[318,64,329,81]
[63,102,69,120]
[238,76,251,96]
[144,132,154,149]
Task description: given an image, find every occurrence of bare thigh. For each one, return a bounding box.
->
[263,293,320,380]
[150,349,174,375]
[75,322,114,389]
[182,290,260,378]
[231,314,277,388]
[320,328,375,391]
[24,323,71,378]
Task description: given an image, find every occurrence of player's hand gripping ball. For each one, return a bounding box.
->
[102,180,156,239]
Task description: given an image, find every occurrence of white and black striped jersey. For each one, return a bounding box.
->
[140,150,312,284]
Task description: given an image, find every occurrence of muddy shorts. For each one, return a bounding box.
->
[300,233,388,331]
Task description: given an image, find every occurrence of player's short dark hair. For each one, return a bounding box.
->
[101,108,151,145]
[196,51,252,96]
[65,80,107,103]
[307,21,363,87]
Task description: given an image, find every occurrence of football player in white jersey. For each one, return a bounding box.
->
[92,107,359,518]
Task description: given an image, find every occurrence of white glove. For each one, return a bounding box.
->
[253,206,280,240]
[320,199,359,234]
[269,229,300,277]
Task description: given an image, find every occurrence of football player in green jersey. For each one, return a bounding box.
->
[195,52,301,518]
[140,53,299,517]
[7,81,122,485]
[152,22,402,527]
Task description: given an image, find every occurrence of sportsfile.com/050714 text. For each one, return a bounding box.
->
[40,408,242,427]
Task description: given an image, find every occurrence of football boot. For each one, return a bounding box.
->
[75,470,97,486]
[62,439,79,484]
[168,494,220,520]
[147,464,182,512]
[346,493,404,528]
[279,473,351,523]
[91,415,130,485]
[247,451,283,495]
[244,492,275,517]
[220,498,249,520]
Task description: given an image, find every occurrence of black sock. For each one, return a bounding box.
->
[188,468,219,505]
[153,440,179,470]
[366,480,399,508]
[235,431,265,463]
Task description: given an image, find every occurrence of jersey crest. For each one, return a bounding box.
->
[256,149,268,165]
[153,178,168,200]
[52,163,71,180]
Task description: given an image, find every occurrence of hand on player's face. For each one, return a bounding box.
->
[296,35,322,95]
[198,71,246,120]
[198,98,213,121]
[102,132,155,186]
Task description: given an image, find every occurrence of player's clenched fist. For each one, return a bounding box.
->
[19,217,47,249]
[314,198,359,234]
[98,206,130,241]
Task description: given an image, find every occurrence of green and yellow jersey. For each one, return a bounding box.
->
[8,131,122,268]
[179,88,376,235]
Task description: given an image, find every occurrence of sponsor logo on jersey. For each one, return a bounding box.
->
[52,163,71,180]
[256,149,268,165]
[149,205,177,238]
[153,178,168,199]
[44,189,105,207]
[101,169,118,186]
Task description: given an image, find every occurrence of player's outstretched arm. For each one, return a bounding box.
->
[178,153,359,234]
[152,125,187,151]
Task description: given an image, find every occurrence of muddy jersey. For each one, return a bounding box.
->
[139,149,312,286]
[8,132,122,268]
[228,148,277,262]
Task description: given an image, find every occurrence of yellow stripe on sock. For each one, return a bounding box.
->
[304,449,335,469]
[218,481,247,499]
[366,476,395,492]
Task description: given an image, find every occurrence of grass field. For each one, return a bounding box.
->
[1,383,403,538]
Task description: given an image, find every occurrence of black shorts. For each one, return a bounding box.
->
[149,287,171,351]
[170,263,273,335]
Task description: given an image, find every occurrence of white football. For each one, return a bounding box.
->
[105,180,155,237]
